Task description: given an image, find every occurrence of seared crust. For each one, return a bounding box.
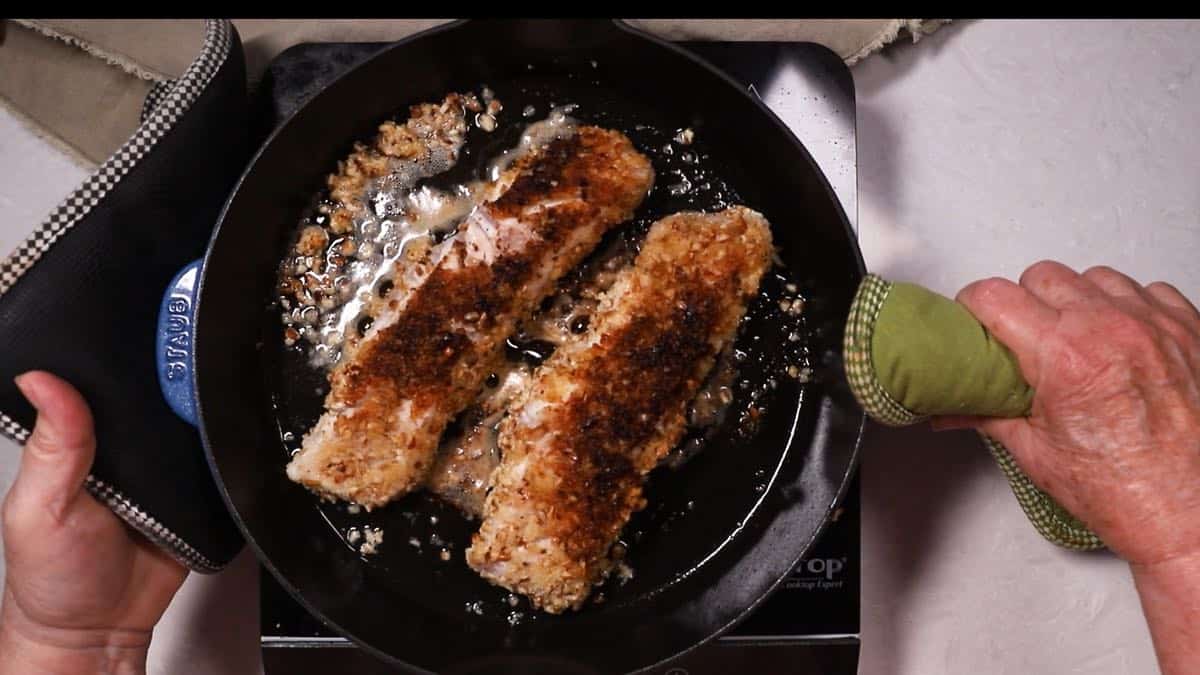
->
[286,127,654,508]
[466,206,774,612]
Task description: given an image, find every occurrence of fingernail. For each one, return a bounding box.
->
[13,373,44,411]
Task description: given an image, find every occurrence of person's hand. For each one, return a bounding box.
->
[0,371,187,674]
[940,261,1200,565]
[937,261,1200,674]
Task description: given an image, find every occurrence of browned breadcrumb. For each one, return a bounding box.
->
[278,93,473,328]
[466,206,774,613]
[329,209,354,235]
[296,226,329,256]
[375,122,425,158]
[327,147,391,205]
[324,93,469,236]
[285,127,655,509]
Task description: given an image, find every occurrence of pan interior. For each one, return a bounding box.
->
[265,70,815,622]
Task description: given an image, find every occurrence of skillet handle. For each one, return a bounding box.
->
[156,259,202,426]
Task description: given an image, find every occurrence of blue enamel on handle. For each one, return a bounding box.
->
[156,259,201,426]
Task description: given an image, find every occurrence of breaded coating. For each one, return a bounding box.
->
[466,206,774,612]
[286,128,654,508]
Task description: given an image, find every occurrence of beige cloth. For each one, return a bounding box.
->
[0,21,158,167]
[2,19,945,168]
[233,19,945,87]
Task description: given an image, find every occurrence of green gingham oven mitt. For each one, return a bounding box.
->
[844,274,1104,551]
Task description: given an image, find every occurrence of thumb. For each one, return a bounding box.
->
[10,371,96,522]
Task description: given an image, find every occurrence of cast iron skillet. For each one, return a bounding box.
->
[181,19,864,674]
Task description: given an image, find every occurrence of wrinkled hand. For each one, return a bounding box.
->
[0,372,187,674]
[940,261,1200,566]
[937,261,1200,675]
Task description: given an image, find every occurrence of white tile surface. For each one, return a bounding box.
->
[1,19,1197,675]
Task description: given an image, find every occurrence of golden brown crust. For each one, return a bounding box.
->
[286,127,655,508]
[466,206,774,613]
[332,130,648,419]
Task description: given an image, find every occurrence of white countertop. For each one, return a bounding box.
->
[2,19,1197,675]
[855,19,1197,675]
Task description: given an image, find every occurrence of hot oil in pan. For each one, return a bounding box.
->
[265,70,815,620]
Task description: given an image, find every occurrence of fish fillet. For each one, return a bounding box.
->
[426,235,639,519]
[286,127,654,508]
[466,206,774,613]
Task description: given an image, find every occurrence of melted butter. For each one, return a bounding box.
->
[485,104,579,184]
[688,346,738,429]
[286,101,582,369]
[429,416,501,518]
[324,185,482,362]
[428,366,531,518]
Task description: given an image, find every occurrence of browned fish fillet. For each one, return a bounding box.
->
[426,235,639,519]
[286,127,654,508]
[465,206,774,613]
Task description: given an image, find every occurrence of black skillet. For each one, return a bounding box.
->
[165,18,865,674]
